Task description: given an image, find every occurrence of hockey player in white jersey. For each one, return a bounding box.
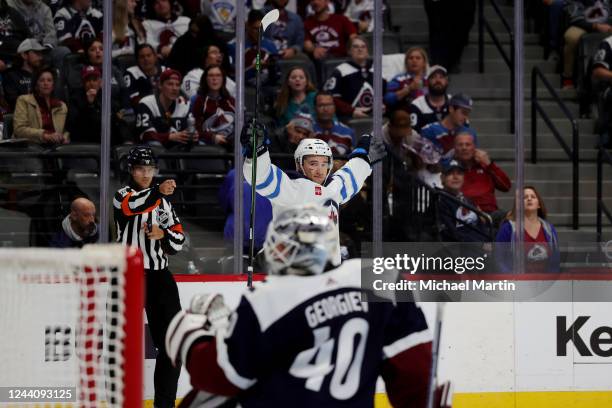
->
[166,205,433,408]
[241,121,385,264]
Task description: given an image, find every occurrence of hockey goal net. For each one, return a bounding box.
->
[0,245,144,407]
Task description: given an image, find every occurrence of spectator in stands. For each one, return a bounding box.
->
[218,169,273,255]
[408,65,450,133]
[200,0,236,42]
[323,36,377,119]
[275,66,317,126]
[66,65,131,144]
[408,134,442,189]
[143,0,190,60]
[166,15,222,75]
[542,0,565,57]
[264,0,306,60]
[135,68,191,147]
[54,0,103,53]
[49,197,98,248]
[0,0,30,70]
[112,0,145,59]
[312,91,354,155]
[453,131,511,225]
[421,93,475,156]
[496,186,560,273]
[562,0,612,88]
[344,0,374,33]
[382,109,415,159]
[3,38,44,111]
[191,64,235,147]
[454,131,512,220]
[591,34,612,147]
[437,159,490,242]
[63,39,127,103]
[13,66,68,144]
[125,43,166,108]
[424,0,475,73]
[385,47,429,112]
[181,44,235,98]
[269,113,314,170]
[227,10,279,86]
[303,0,357,60]
[7,0,66,68]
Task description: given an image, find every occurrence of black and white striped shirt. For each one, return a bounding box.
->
[113,184,185,270]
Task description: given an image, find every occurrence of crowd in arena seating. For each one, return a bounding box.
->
[3,0,597,268]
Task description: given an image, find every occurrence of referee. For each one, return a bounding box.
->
[113,146,184,408]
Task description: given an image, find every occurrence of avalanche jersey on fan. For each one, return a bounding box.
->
[408,93,451,133]
[204,259,430,408]
[592,35,612,71]
[420,121,477,156]
[324,60,376,109]
[312,120,355,155]
[135,94,190,141]
[54,6,102,45]
[243,150,371,265]
[304,13,356,57]
[124,64,167,105]
[142,16,190,52]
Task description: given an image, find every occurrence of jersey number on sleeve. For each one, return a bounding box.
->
[289,317,369,400]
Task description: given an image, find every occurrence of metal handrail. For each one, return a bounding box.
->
[531,66,580,230]
[597,147,612,242]
[478,0,515,132]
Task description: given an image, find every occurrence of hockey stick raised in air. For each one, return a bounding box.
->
[248,8,279,288]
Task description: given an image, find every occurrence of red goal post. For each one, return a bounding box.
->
[0,244,144,407]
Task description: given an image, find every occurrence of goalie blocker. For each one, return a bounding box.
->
[166,205,433,408]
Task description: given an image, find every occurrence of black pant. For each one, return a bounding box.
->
[146,268,182,408]
[424,0,476,70]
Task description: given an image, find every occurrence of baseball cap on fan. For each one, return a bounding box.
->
[426,65,447,80]
[81,65,101,81]
[159,68,182,83]
[449,93,473,111]
[290,114,313,133]
[17,38,46,54]
[442,159,465,174]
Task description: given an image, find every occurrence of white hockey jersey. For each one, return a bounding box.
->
[243,150,371,264]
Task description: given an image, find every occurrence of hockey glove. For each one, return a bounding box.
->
[165,293,231,367]
[241,119,270,158]
[349,134,387,165]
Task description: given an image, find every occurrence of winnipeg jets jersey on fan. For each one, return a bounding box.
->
[243,151,371,264]
[181,259,431,408]
[135,94,190,142]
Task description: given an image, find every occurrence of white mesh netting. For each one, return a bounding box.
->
[0,245,142,407]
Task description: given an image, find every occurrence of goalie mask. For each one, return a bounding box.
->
[264,205,338,276]
[294,138,333,182]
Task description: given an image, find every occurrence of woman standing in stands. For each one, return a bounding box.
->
[275,66,317,127]
[191,64,235,147]
[13,66,68,144]
[112,0,145,59]
[496,186,560,273]
[385,47,429,112]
